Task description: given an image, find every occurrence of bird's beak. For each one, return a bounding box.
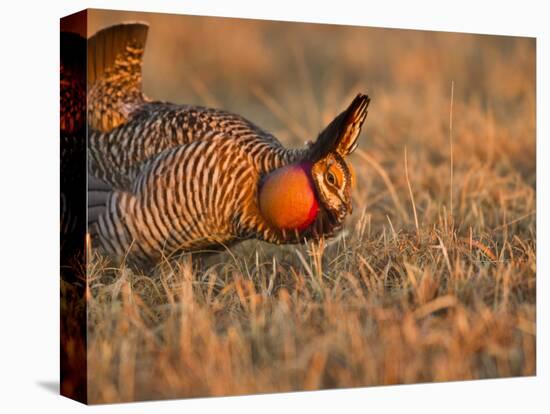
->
[340,194,352,217]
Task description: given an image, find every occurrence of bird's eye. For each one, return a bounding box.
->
[326,171,337,186]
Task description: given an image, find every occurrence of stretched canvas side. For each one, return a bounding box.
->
[60,9,88,404]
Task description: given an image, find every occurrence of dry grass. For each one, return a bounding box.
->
[82,11,536,403]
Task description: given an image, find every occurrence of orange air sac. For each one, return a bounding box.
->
[259,163,319,231]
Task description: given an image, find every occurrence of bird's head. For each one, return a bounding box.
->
[259,94,370,238]
[310,151,355,222]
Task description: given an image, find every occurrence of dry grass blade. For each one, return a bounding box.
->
[356,148,409,222]
[404,147,420,241]
[414,295,457,319]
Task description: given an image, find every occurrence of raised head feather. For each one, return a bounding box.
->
[307,93,370,161]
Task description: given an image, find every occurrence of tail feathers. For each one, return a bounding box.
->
[308,93,370,161]
[87,22,149,86]
[87,22,149,132]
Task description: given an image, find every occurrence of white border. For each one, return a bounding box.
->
[0,1,546,413]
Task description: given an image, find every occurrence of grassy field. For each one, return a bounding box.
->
[81,11,536,403]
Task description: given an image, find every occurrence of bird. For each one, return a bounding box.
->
[87,22,371,266]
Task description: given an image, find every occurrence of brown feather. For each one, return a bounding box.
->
[87,22,149,132]
[308,93,370,161]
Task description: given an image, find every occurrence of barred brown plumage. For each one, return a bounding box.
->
[88,23,371,265]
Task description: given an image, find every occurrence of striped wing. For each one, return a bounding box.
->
[94,137,258,264]
[88,102,296,191]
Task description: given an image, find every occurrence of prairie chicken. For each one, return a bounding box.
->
[88,23,371,265]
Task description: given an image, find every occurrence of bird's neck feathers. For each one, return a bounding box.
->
[259,162,319,231]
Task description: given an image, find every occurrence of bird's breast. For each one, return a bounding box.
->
[258,162,319,231]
